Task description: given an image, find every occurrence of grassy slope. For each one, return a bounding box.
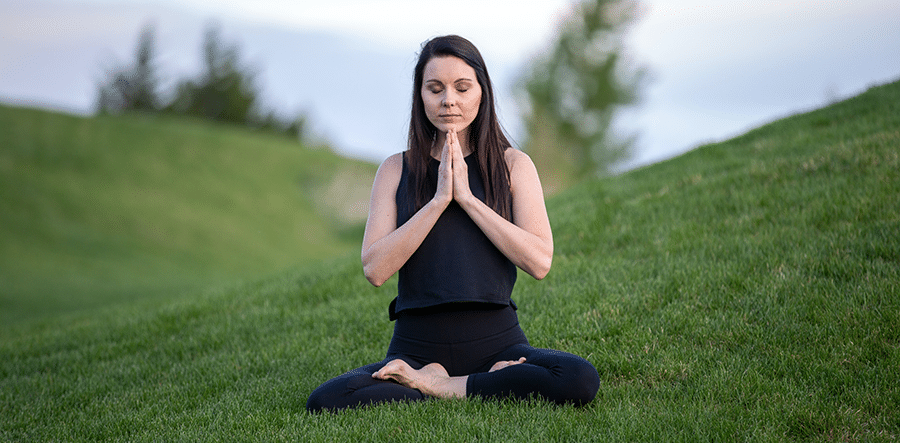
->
[1,80,898,441]
[0,107,375,321]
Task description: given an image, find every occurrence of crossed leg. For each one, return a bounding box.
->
[306,345,597,412]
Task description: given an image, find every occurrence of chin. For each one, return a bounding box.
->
[438,123,470,134]
[432,122,453,132]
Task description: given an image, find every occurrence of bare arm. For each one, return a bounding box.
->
[449,131,553,279]
[361,145,454,286]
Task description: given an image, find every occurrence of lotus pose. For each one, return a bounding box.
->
[306,35,599,412]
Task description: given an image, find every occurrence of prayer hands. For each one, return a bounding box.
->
[435,130,453,205]
[435,128,473,206]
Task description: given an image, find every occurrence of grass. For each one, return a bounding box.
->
[0,107,374,322]
[2,78,899,441]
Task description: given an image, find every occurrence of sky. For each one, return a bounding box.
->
[3,0,900,170]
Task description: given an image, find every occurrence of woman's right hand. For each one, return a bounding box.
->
[434,129,454,206]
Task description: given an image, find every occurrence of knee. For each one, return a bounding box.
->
[305,385,330,413]
[305,374,354,413]
[557,357,600,406]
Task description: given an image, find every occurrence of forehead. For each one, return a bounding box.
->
[423,56,478,83]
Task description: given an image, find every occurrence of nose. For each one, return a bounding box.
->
[442,90,456,107]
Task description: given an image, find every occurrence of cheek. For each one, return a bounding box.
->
[421,95,438,117]
[466,97,482,117]
[466,89,483,115]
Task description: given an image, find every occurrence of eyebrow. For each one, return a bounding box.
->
[424,78,475,85]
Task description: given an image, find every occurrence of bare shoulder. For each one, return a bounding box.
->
[381,152,404,171]
[503,148,538,178]
[376,152,404,180]
[503,146,530,164]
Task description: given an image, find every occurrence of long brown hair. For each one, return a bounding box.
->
[407,35,513,221]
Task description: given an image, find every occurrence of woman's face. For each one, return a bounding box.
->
[421,55,482,135]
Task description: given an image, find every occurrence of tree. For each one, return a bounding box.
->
[520,0,643,188]
[96,24,161,114]
[167,24,260,126]
[95,22,311,140]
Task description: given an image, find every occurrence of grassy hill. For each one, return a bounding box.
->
[0,107,375,322]
[2,79,899,441]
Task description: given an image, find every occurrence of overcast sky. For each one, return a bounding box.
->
[3,0,900,169]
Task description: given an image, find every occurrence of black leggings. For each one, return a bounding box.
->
[306,305,600,412]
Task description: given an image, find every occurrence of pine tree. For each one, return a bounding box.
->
[96,24,160,114]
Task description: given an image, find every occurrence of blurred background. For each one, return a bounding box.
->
[2,0,900,320]
[4,0,900,170]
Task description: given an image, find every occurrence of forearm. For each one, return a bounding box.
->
[362,197,449,286]
[458,196,553,279]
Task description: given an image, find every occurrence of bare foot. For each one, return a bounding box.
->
[489,357,526,372]
[372,359,465,398]
[372,359,420,387]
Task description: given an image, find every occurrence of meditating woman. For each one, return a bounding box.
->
[306,35,599,412]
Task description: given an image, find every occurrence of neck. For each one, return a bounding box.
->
[432,128,473,159]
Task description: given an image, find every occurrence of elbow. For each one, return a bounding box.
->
[529,253,553,280]
[366,274,386,287]
[529,239,554,280]
[362,260,388,287]
[532,264,551,281]
[362,250,384,287]
[363,264,386,287]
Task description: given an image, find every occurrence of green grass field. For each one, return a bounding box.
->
[0,108,374,323]
[2,79,899,441]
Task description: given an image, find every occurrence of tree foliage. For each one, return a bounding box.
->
[95,23,307,140]
[96,25,160,114]
[520,0,643,187]
[166,26,258,125]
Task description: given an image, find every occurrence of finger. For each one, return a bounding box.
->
[448,129,457,152]
[450,131,462,160]
[443,136,452,169]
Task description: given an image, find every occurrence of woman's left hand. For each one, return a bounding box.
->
[448,129,473,203]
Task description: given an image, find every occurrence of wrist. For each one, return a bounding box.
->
[455,192,478,210]
[431,192,453,210]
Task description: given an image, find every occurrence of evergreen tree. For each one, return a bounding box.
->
[167,24,259,125]
[96,25,160,114]
[96,22,309,140]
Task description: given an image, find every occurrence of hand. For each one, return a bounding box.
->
[447,129,473,203]
[489,357,526,372]
[434,130,453,206]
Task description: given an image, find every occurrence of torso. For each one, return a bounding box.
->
[389,152,517,319]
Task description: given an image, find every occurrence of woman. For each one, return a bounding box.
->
[306,35,599,412]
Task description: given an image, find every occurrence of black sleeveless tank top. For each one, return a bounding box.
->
[390,152,517,320]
